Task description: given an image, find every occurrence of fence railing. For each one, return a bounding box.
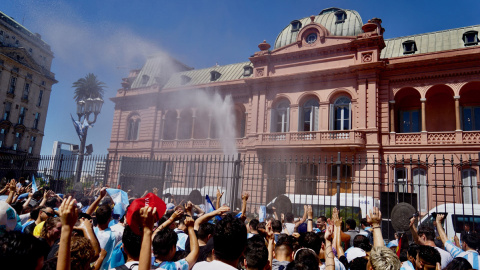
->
[1,152,479,240]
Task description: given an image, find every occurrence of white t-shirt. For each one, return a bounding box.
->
[284,223,295,235]
[110,223,125,246]
[434,246,453,269]
[192,260,238,270]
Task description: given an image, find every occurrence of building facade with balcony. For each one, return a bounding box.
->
[108,8,480,209]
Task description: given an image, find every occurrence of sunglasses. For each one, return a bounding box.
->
[43,211,55,217]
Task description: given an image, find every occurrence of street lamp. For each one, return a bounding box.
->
[74,97,103,183]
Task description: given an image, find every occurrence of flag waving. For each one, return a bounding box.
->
[106,188,129,218]
[70,114,84,138]
[31,174,38,192]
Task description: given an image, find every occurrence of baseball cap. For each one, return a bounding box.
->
[346,247,367,263]
[126,193,166,235]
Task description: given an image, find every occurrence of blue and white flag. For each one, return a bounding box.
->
[81,117,91,134]
[31,174,38,193]
[258,206,267,222]
[106,188,129,218]
[70,114,84,138]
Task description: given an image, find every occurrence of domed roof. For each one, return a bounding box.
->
[274,8,364,49]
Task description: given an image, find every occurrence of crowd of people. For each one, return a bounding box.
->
[1,177,480,270]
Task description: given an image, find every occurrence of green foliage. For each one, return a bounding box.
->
[72,73,106,102]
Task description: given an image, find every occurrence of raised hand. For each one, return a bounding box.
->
[216,205,230,215]
[8,179,16,192]
[216,189,224,199]
[59,196,78,229]
[140,206,157,231]
[184,216,194,228]
[242,192,249,201]
[265,220,274,241]
[325,223,334,241]
[367,207,382,226]
[152,187,158,196]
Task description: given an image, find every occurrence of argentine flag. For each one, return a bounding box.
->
[258,206,266,222]
[106,188,129,218]
[31,174,38,192]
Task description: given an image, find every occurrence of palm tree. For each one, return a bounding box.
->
[72,73,106,102]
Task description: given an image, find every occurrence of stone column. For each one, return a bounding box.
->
[420,98,426,132]
[389,100,395,133]
[175,114,180,140]
[454,95,461,131]
[160,115,165,140]
[191,110,196,139]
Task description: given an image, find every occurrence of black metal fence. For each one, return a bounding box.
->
[1,152,479,240]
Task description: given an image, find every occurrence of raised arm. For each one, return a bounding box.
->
[5,179,17,205]
[367,207,384,247]
[294,205,308,228]
[324,225,336,270]
[152,209,183,239]
[265,220,275,268]
[194,206,230,230]
[435,214,448,245]
[86,187,106,216]
[307,205,313,232]
[216,188,223,210]
[409,216,425,245]
[139,206,157,270]
[240,192,249,221]
[57,196,79,270]
[75,217,101,258]
[332,208,344,258]
[184,217,199,270]
[22,190,34,209]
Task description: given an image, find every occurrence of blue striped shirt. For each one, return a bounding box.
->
[445,240,480,269]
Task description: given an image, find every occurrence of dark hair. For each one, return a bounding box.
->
[407,243,420,259]
[349,257,368,270]
[41,216,61,240]
[213,213,247,261]
[30,206,46,220]
[285,213,295,223]
[152,228,178,258]
[418,245,441,266]
[95,205,112,225]
[445,257,473,270]
[249,219,259,230]
[122,225,142,259]
[360,218,369,227]
[286,248,319,270]
[245,237,269,270]
[462,232,479,250]
[32,190,43,200]
[346,219,356,230]
[197,222,215,241]
[11,201,24,215]
[0,231,49,269]
[353,234,369,248]
[318,216,327,222]
[417,225,436,241]
[276,235,297,253]
[299,232,321,255]
[272,220,282,233]
[46,197,58,208]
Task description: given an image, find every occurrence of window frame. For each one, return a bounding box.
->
[463,31,479,46]
[271,101,290,133]
[462,106,480,131]
[299,99,319,132]
[18,107,26,125]
[329,97,352,131]
[462,168,478,204]
[3,102,12,121]
[402,40,417,55]
[399,109,421,133]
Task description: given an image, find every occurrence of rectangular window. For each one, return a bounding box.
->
[463,107,480,131]
[13,132,22,151]
[0,128,6,148]
[8,76,17,94]
[37,90,44,107]
[18,107,26,125]
[28,136,36,154]
[3,102,12,121]
[22,83,30,100]
[33,112,40,129]
[395,167,408,193]
[462,169,478,204]
[399,110,420,133]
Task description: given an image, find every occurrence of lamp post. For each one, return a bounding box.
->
[74,97,103,183]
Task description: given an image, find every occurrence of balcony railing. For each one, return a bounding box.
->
[391,131,480,145]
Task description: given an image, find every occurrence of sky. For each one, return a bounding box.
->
[1,0,479,155]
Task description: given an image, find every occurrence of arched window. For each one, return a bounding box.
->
[462,169,478,204]
[413,168,428,212]
[299,99,319,132]
[271,101,290,133]
[163,111,177,140]
[330,97,351,130]
[178,110,193,140]
[126,115,140,141]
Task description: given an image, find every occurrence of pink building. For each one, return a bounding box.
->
[108,8,480,212]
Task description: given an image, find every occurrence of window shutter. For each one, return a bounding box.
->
[329,104,334,130]
[286,107,290,132]
[270,109,276,132]
[348,103,352,130]
[314,106,319,131]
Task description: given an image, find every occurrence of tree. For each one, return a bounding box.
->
[72,73,106,102]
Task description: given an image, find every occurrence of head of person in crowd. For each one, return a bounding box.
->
[177,215,187,232]
[350,257,369,270]
[274,235,297,263]
[162,210,179,230]
[18,177,25,185]
[300,231,322,256]
[30,206,45,221]
[406,243,419,266]
[122,225,142,261]
[198,222,215,243]
[70,236,95,270]
[46,197,60,209]
[316,216,327,230]
[445,257,473,270]
[213,213,247,265]
[346,218,356,231]
[40,216,62,246]
[32,190,44,202]
[95,204,112,227]
[415,245,441,270]
[285,213,295,223]
[11,201,25,215]
[367,246,401,270]
[40,206,55,222]
[461,231,479,251]
[287,248,319,270]
[271,220,282,234]
[0,231,49,270]
[417,225,436,243]
[257,221,267,238]
[353,234,371,250]
[244,235,269,270]
[152,227,178,261]
[249,218,260,234]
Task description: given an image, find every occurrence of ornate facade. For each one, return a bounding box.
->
[108,8,480,208]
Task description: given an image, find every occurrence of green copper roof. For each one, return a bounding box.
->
[274,8,363,49]
[381,25,480,58]
[163,62,253,89]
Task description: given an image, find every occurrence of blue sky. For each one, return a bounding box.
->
[2,0,479,155]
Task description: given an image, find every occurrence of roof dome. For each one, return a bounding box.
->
[274,7,364,49]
